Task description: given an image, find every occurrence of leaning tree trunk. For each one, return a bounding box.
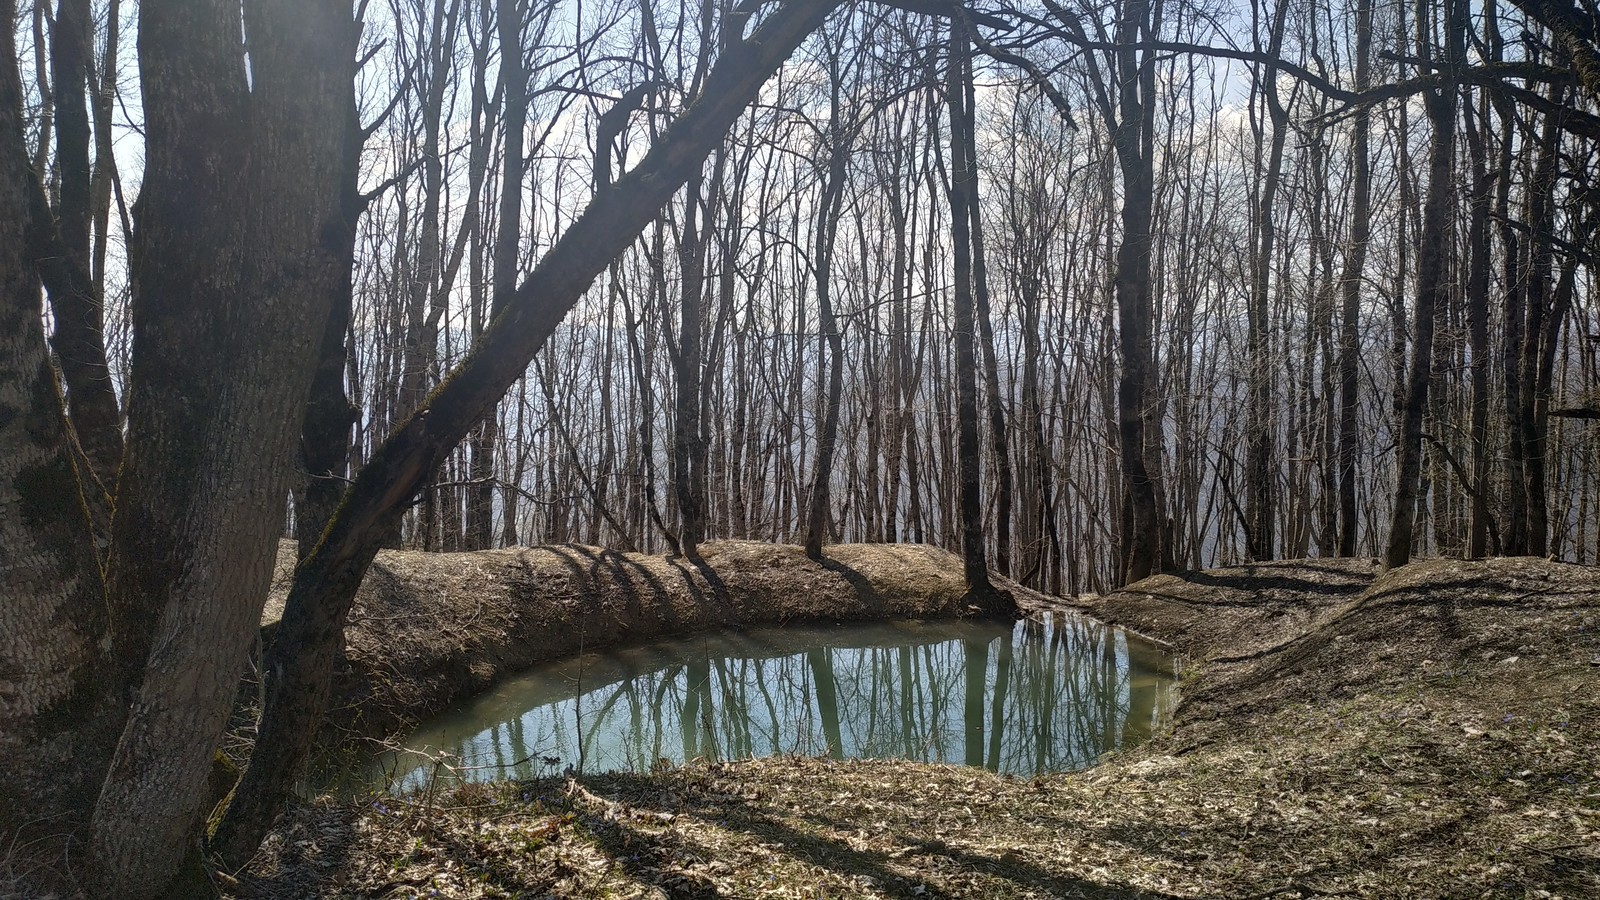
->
[212,0,847,865]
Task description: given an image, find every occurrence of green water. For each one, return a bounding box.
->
[363,613,1174,793]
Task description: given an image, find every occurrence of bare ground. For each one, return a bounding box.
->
[260,540,1059,745]
[232,552,1600,899]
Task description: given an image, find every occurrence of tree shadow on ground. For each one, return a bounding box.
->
[817,555,891,616]
[1155,566,1373,599]
[581,772,1186,899]
[234,806,361,899]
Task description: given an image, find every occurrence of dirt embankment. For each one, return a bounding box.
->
[262,540,1061,743]
[238,552,1600,899]
[1093,556,1598,745]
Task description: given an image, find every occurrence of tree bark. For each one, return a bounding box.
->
[673,171,710,556]
[1245,0,1288,561]
[1111,0,1163,583]
[1336,0,1373,558]
[803,92,849,561]
[962,64,1011,578]
[0,0,110,848]
[944,22,1011,614]
[214,0,846,864]
[295,75,366,561]
[45,0,124,486]
[1520,100,1560,556]
[1383,0,1459,569]
[1463,96,1495,558]
[41,0,355,893]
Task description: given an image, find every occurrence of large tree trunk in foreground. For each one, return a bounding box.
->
[212,0,847,865]
[88,0,357,893]
[0,0,111,840]
[2,0,355,895]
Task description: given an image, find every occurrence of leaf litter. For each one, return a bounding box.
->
[234,556,1600,899]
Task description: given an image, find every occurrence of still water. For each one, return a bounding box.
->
[365,613,1174,792]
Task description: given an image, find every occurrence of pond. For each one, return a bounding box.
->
[361,613,1175,793]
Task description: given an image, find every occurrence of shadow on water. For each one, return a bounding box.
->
[354,614,1175,794]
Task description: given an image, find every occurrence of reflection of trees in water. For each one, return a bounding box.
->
[381,616,1173,788]
[963,637,988,767]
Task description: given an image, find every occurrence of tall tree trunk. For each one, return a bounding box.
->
[673,171,710,555]
[1245,0,1288,561]
[1336,0,1373,557]
[1463,96,1495,557]
[295,73,366,560]
[1497,95,1528,554]
[475,0,529,550]
[1521,99,1560,556]
[802,143,847,559]
[962,67,1012,577]
[944,23,1011,614]
[76,0,357,893]
[88,0,122,299]
[1384,0,1459,569]
[1112,0,1163,583]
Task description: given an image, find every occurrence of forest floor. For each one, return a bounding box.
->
[233,554,1600,899]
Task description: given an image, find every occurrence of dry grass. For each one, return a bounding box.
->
[234,555,1600,899]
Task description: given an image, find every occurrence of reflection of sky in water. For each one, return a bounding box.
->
[366,614,1174,793]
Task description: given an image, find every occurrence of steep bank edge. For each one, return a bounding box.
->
[260,540,1069,744]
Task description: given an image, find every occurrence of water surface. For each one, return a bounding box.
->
[365,613,1174,792]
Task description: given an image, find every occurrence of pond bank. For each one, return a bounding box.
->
[237,552,1600,899]
[261,540,1062,745]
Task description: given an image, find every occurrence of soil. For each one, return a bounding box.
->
[261,540,1061,745]
[232,551,1600,899]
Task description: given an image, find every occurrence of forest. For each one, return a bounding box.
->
[1,0,1597,896]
